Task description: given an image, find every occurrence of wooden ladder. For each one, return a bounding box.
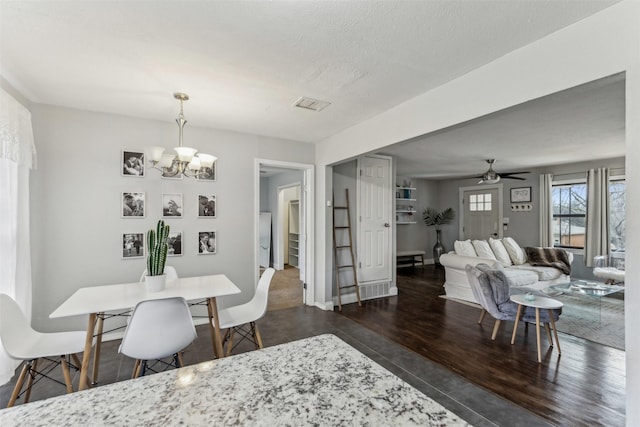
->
[332,188,361,311]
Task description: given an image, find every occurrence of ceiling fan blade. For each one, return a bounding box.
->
[500,171,530,176]
[501,175,526,180]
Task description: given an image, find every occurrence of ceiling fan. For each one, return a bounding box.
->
[475,159,529,184]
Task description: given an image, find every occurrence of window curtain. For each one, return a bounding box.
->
[539,173,554,247]
[584,168,609,267]
[0,87,36,385]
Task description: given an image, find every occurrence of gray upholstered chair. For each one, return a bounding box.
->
[465,264,561,340]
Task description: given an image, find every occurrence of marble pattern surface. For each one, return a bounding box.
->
[0,334,470,426]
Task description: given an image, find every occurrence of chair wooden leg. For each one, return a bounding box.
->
[251,322,263,349]
[61,356,74,394]
[92,312,105,384]
[132,359,141,379]
[491,319,502,340]
[23,359,37,404]
[71,353,91,388]
[225,328,236,357]
[7,362,30,408]
[478,309,486,324]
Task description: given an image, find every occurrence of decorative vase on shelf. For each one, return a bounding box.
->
[433,229,445,266]
[145,274,167,292]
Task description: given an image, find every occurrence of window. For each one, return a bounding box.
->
[469,193,492,211]
[552,183,586,248]
[609,178,626,252]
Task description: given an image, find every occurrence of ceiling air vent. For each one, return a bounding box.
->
[294,97,331,112]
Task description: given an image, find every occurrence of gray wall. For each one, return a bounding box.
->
[30,104,314,331]
[395,177,439,261]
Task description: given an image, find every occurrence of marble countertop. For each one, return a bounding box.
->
[0,334,469,426]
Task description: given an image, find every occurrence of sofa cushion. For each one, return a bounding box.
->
[472,240,496,260]
[502,267,538,287]
[509,264,564,281]
[454,240,477,257]
[489,238,512,266]
[503,237,527,265]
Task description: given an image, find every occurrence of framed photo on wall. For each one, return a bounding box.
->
[122,233,144,259]
[162,193,183,218]
[161,159,184,180]
[168,231,183,257]
[122,192,145,217]
[122,150,145,177]
[198,231,216,255]
[198,194,216,217]
[510,187,532,203]
[195,163,216,182]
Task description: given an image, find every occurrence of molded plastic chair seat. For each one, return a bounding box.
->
[0,293,87,407]
[218,268,275,356]
[118,296,196,378]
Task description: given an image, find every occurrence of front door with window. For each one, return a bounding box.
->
[461,187,501,240]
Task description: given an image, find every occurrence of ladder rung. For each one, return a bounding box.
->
[337,265,353,269]
[335,245,350,249]
[334,206,348,210]
[335,226,349,229]
[339,284,358,290]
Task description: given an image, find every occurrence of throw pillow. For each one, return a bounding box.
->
[454,240,477,257]
[489,238,513,266]
[472,240,497,260]
[502,237,527,265]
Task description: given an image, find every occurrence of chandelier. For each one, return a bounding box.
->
[148,93,216,178]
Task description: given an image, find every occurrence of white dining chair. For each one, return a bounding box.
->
[0,293,87,407]
[218,268,276,356]
[118,296,196,378]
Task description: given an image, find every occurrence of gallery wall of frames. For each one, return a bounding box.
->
[121,149,217,259]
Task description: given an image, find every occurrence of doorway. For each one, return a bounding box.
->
[255,159,314,307]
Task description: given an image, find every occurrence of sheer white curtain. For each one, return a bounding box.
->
[585,168,610,267]
[539,173,554,247]
[0,87,36,385]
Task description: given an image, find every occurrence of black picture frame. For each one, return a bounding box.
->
[510,187,532,203]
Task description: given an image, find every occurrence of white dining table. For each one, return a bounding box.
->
[50,274,241,390]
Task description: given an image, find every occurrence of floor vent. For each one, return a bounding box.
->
[294,96,331,112]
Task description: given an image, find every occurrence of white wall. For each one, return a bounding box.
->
[29,104,314,331]
[314,1,640,420]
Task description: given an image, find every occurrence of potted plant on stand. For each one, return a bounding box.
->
[145,220,170,292]
[422,207,455,266]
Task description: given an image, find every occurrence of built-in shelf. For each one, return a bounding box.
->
[396,186,417,225]
[288,200,300,267]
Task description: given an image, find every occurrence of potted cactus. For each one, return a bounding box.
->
[145,220,170,292]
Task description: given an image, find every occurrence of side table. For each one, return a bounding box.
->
[510,294,563,363]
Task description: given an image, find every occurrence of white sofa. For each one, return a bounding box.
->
[439,237,573,304]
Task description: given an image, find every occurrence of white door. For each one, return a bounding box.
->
[357,155,392,283]
[461,187,501,240]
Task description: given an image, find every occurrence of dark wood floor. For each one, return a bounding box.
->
[339,265,625,427]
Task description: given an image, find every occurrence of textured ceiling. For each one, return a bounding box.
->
[0,0,621,145]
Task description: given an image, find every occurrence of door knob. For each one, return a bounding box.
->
[384,223,390,227]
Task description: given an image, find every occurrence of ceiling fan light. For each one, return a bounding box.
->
[483,176,501,184]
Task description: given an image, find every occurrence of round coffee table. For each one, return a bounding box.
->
[510,294,563,363]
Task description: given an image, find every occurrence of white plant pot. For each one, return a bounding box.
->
[145,274,167,292]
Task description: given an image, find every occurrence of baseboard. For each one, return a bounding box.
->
[315,301,335,311]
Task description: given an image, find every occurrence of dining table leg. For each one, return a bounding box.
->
[207,297,224,358]
[79,312,97,391]
[91,312,105,384]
